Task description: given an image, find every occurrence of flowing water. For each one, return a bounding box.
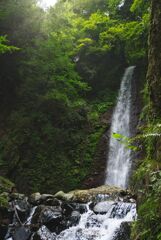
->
[5,67,137,240]
[105,66,135,188]
[31,66,137,240]
[32,201,136,240]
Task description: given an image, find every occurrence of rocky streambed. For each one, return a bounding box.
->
[0,185,137,240]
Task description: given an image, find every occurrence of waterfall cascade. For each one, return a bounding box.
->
[105,66,135,188]
[35,201,136,240]
[5,197,136,240]
[4,67,137,240]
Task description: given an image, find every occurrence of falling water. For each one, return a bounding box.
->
[105,66,135,188]
[5,67,137,240]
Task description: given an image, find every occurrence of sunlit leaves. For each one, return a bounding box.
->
[0,36,19,53]
[130,0,150,16]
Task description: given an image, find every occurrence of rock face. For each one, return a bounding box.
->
[83,108,113,188]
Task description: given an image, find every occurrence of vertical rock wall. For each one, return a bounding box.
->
[147,0,161,116]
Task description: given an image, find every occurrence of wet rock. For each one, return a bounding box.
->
[62,202,73,216]
[7,197,30,224]
[129,198,136,203]
[86,213,102,228]
[76,228,99,240]
[34,225,56,240]
[13,226,32,240]
[29,193,41,205]
[93,201,115,214]
[69,210,80,226]
[113,222,131,240]
[0,206,12,240]
[40,195,61,206]
[54,191,74,202]
[0,225,8,240]
[29,193,61,206]
[32,206,63,234]
[31,206,44,223]
[14,198,29,212]
[3,185,137,239]
[110,202,135,219]
[72,203,87,214]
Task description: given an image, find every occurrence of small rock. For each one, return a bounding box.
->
[93,201,115,214]
[29,193,41,205]
[69,210,80,226]
[129,198,136,203]
[40,195,61,206]
[54,191,73,202]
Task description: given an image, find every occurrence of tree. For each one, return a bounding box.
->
[147,0,161,116]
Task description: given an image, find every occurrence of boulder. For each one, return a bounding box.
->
[29,193,61,206]
[54,191,74,201]
[40,195,61,206]
[69,210,80,226]
[31,205,63,234]
[34,225,56,240]
[113,222,131,240]
[93,201,115,214]
[54,185,133,203]
[29,193,41,205]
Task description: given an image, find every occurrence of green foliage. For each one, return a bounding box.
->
[0,176,13,207]
[0,0,149,194]
[0,36,19,53]
[131,0,150,16]
[132,119,161,240]
[112,132,138,151]
[133,169,161,240]
[0,176,14,193]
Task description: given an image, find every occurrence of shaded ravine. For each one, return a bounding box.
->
[105,66,135,188]
[4,67,137,240]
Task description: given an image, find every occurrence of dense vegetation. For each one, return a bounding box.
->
[1,0,161,239]
[132,1,161,239]
[0,0,148,193]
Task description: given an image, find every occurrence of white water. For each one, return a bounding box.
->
[105,66,135,188]
[6,67,137,240]
[36,201,137,240]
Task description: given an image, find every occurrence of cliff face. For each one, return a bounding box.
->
[132,2,161,239]
[147,0,161,162]
[147,0,161,117]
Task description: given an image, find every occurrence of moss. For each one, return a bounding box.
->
[0,176,14,194]
[0,193,9,208]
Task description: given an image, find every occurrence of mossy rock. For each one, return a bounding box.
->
[0,176,14,208]
[0,193,9,208]
[54,185,131,203]
[0,176,14,194]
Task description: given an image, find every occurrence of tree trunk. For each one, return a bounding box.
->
[147,0,161,117]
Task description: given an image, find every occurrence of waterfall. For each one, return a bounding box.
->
[4,67,137,240]
[105,66,135,188]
